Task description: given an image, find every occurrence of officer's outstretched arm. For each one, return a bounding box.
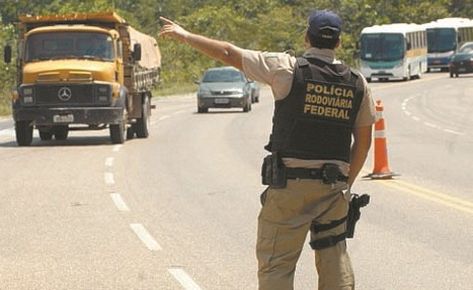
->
[348,125,373,186]
[159,17,243,70]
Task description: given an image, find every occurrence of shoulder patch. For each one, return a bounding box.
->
[264,52,281,59]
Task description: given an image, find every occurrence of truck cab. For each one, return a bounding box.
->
[5,12,160,146]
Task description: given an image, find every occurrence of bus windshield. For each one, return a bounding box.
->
[25,32,114,62]
[360,33,404,61]
[426,28,456,53]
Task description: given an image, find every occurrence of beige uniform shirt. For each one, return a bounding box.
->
[242,47,377,174]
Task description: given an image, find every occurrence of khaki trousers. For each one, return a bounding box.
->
[256,179,354,290]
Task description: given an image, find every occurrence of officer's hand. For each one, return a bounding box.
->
[159,17,190,42]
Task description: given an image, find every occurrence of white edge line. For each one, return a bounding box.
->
[110,193,130,212]
[105,172,115,185]
[159,115,170,121]
[168,268,202,290]
[130,223,162,251]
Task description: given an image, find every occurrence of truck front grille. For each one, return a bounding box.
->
[35,84,95,106]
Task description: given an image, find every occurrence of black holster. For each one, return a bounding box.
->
[261,153,287,188]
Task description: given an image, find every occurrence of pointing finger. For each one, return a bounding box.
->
[160,16,174,25]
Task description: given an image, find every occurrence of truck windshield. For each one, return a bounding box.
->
[427,28,456,53]
[360,33,404,62]
[25,32,114,62]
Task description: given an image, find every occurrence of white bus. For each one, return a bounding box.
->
[423,18,473,71]
[359,23,428,82]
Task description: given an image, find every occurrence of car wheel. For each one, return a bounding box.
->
[197,107,208,113]
[243,102,250,112]
[366,77,371,83]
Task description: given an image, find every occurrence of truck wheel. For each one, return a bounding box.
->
[135,94,151,138]
[54,125,69,140]
[15,121,33,146]
[110,108,127,144]
[39,131,53,141]
[126,127,135,140]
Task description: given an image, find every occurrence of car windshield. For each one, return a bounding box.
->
[360,33,404,61]
[25,32,114,62]
[459,43,473,53]
[202,70,244,83]
[427,28,456,53]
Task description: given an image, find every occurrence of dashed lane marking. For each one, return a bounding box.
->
[105,157,114,167]
[110,193,130,212]
[104,172,115,185]
[168,267,202,290]
[130,223,162,251]
[401,95,465,136]
[112,145,122,152]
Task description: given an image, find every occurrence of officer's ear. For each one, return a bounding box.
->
[335,38,341,49]
[304,32,311,49]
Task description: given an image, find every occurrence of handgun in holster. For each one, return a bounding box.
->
[346,193,370,238]
[261,152,287,188]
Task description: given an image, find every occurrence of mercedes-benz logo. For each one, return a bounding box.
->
[58,87,72,101]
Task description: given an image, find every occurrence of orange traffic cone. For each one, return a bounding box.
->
[364,100,397,179]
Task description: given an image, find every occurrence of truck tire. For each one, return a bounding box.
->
[54,125,69,140]
[15,120,33,146]
[39,131,53,141]
[135,94,150,138]
[110,108,127,144]
[126,127,135,140]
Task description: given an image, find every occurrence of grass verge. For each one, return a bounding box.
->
[153,82,197,98]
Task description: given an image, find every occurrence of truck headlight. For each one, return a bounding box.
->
[20,86,35,104]
[95,84,111,103]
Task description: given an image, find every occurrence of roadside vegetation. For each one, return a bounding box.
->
[1,0,473,115]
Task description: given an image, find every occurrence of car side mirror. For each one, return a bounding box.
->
[4,45,12,63]
[132,43,142,61]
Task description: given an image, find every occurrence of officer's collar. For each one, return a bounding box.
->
[303,47,339,64]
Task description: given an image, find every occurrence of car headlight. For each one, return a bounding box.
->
[198,89,211,97]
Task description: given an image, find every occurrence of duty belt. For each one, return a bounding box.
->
[286,167,348,182]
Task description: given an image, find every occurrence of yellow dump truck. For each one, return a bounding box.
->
[3,12,161,145]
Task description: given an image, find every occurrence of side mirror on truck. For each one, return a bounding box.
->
[4,45,12,63]
[133,43,142,61]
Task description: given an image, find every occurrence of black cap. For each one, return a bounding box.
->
[307,10,342,40]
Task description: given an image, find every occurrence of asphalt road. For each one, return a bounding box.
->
[0,73,472,290]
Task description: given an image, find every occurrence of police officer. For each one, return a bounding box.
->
[160,9,376,290]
